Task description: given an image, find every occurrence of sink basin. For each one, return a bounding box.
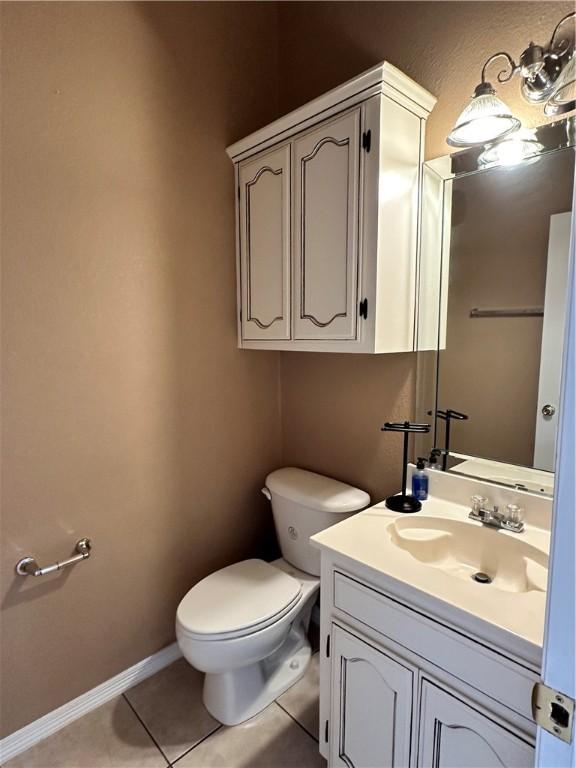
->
[388,516,548,594]
[312,489,552,657]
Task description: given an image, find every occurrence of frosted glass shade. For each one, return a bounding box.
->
[545,55,576,115]
[479,136,543,167]
[447,88,521,147]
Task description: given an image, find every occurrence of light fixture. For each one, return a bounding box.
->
[447,58,521,147]
[447,11,575,147]
[478,131,544,168]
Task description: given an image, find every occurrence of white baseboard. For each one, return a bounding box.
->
[0,642,182,763]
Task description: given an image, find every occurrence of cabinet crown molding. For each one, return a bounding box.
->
[226,60,437,162]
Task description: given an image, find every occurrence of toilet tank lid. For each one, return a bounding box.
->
[265,468,370,514]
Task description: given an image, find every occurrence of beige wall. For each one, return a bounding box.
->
[278,1,572,160]
[278,1,572,502]
[0,1,281,736]
[2,0,573,738]
[281,352,416,501]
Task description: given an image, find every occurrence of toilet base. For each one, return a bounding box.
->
[203,620,312,726]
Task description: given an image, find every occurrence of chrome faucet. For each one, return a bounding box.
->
[468,495,524,533]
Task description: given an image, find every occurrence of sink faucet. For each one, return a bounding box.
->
[468,495,524,533]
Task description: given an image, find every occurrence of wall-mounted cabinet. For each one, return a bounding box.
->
[227,62,437,353]
[238,145,291,341]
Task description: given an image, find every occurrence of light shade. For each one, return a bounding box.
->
[545,55,576,116]
[479,135,543,168]
[447,83,521,147]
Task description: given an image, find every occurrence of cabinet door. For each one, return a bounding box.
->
[294,109,361,340]
[418,681,534,768]
[330,625,413,768]
[238,145,290,340]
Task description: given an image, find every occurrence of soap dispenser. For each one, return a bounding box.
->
[412,457,429,501]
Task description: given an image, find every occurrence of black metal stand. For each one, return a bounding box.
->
[381,421,431,513]
[428,409,469,470]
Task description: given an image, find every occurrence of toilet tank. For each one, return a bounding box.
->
[263,467,370,577]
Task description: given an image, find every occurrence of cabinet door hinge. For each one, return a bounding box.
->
[532,682,574,744]
[326,634,331,658]
[362,129,371,153]
[359,298,368,320]
[324,720,329,743]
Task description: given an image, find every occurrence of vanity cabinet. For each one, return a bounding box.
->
[228,62,437,353]
[330,625,413,767]
[418,681,534,768]
[318,564,539,767]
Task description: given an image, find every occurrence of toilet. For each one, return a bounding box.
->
[176,467,370,726]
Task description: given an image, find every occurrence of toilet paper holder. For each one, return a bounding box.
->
[15,538,93,577]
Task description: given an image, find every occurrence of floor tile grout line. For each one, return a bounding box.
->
[121,693,172,765]
[274,701,319,744]
[169,723,223,766]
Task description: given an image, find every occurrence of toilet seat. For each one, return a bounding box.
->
[177,559,303,641]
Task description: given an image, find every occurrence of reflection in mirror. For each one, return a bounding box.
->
[416,119,575,496]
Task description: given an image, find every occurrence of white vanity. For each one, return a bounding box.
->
[311,470,551,767]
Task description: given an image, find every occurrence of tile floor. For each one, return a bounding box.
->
[5,655,323,768]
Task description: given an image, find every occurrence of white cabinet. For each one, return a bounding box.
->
[294,110,361,341]
[418,681,534,768]
[330,625,413,768]
[227,61,437,353]
[238,145,291,341]
[317,561,538,767]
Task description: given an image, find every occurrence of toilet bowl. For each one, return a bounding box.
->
[176,468,370,726]
[177,558,319,725]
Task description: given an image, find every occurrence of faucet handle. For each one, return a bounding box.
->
[506,504,523,524]
[471,495,487,513]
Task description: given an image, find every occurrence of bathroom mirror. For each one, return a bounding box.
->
[415,118,575,496]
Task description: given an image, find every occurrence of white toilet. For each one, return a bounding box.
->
[176,467,370,725]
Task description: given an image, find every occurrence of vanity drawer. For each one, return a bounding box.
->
[333,571,538,722]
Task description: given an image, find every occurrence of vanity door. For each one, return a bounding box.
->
[238,145,291,341]
[293,109,361,341]
[417,681,534,768]
[330,624,413,768]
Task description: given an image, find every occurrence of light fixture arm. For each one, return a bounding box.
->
[548,11,576,59]
[481,52,518,85]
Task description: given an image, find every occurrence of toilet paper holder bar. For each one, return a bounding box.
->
[15,538,93,577]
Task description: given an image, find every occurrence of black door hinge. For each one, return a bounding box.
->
[362,130,371,153]
[324,720,329,743]
[326,634,331,658]
[359,298,368,319]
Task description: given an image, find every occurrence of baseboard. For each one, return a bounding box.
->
[0,642,182,763]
